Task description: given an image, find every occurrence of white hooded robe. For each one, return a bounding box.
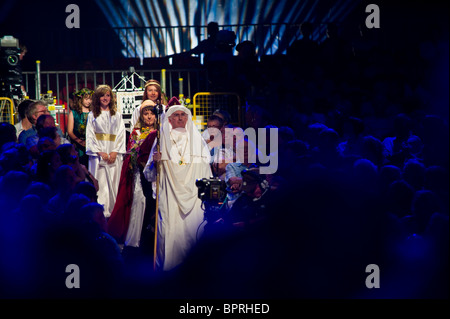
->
[144,105,212,271]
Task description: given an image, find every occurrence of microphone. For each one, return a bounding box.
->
[154,99,163,115]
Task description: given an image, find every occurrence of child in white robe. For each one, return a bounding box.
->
[86,85,126,217]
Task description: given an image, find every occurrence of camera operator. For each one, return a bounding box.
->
[224,168,271,230]
[202,168,273,235]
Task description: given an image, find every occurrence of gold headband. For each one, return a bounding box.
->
[140,102,156,112]
[145,81,161,88]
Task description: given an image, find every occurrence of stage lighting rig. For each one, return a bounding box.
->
[0,35,23,100]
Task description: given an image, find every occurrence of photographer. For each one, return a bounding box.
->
[225,168,271,229]
[202,168,275,237]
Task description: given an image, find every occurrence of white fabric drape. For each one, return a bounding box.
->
[124,166,146,247]
[86,110,126,217]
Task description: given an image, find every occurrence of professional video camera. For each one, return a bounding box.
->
[0,35,22,99]
[195,176,227,222]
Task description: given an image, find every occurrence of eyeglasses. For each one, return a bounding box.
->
[170,113,188,119]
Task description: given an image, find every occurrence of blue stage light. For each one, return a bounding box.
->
[95,0,361,62]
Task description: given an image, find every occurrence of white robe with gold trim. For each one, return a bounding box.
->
[86,110,126,217]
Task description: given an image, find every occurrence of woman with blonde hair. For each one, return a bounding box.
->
[86,84,126,217]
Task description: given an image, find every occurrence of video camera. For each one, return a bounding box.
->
[0,35,22,99]
[196,176,227,203]
[195,177,227,222]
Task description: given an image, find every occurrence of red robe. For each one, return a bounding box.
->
[107,129,157,243]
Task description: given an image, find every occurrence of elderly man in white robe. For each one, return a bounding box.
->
[144,105,212,271]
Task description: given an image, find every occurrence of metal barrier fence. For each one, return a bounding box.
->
[16,69,246,135]
[22,68,209,107]
[0,97,15,124]
[17,67,210,133]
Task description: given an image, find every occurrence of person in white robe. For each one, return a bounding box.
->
[124,106,157,247]
[86,85,126,218]
[144,105,212,271]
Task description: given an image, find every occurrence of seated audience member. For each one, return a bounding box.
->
[379,165,402,195]
[0,170,30,213]
[213,109,234,128]
[14,99,34,138]
[226,168,271,227]
[224,139,258,209]
[277,139,308,179]
[406,135,424,160]
[352,158,379,195]
[205,168,278,238]
[245,102,269,130]
[337,117,365,158]
[38,126,62,146]
[79,202,109,233]
[73,181,98,203]
[361,135,385,168]
[424,165,449,214]
[402,159,426,191]
[382,113,419,167]
[0,122,17,150]
[312,127,343,169]
[40,196,124,297]
[24,181,53,208]
[0,143,32,176]
[37,137,57,153]
[47,165,78,214]
[401,190,441,236]
[0,147,21,176]
[34,150,62,189]
[18,100,50,145]
[62,193,92,224]
[26,115,69,158]
[305,122,329,150]
[385,180,415,219]
[57,144,99,191]
[203,114,234,180]
[16,194,49,227]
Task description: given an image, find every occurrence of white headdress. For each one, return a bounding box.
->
[160,105,210,163]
